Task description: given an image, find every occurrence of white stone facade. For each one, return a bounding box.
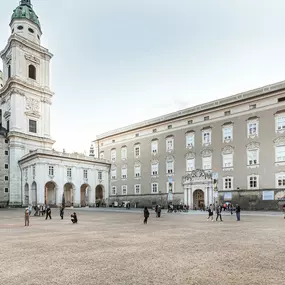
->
[0,1,111,207]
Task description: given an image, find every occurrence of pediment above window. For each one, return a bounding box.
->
[274,109,285,116]
[134,142,140,146]
[3,111,11,120]
[185,152,195,159]
[221,145,234,154]
[151,159,159,164]
[201,126,212,131]
[166,155,174,161]
[247,116,259,121]
[201,149,212,157]
[151,138,158,142]
[222,121,233,126]
[24,111,40,119]
[134,161,141,167]
[246,142,260,150]
[165,134,174,139]
[121,164,127,169]
[185,130,195,134]
[274,136,285,146]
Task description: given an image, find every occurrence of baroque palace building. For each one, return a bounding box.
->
[0,0,111,207]
[94,81,285,210]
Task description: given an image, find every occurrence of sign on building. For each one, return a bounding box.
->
[224,192,232,200]
[262,191,274,201]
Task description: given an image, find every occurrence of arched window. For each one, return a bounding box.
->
[28,65,36,80]
[8,65,11,78]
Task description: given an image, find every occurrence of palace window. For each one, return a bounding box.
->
[121,185,127,195]
[166,160,174,174]
[110,149,116,161]
[151,140,158,154]
[134,184,141,194]
[111,168,117,180]
[8,65,11,78]
[247,149,259,165]
[223,126,233,142]
[186,133,195,148]
[32,165,35,177]
[5,188,8,193]
[5,164,8,169]
[202,130,211,145]
[121,167,127,179]
[5,151,8,155]
[121,146,127,160]
[134,165,141,177]
[5,176,8,181]
[134,145,140,157]
[84,169,88,179]
[97,171,102,180]
[276,173,285,188]
[151,163,159,176]
[48,166,54,176]
[111,186,117,195]
[248,175,259,189]
[223,177,233,190]
[275,146,285,162]
[28,64,36,80]
[67,167,72,178]
[99,152,104,159]
[29,119,37,133]
[223,153,233,168]
[186,158,195,171]
[6,120,9,132]
[151,183,158,194]
[247,121,258,137]
[166,137,174,152]
[276,115,285,132]
[202,156,212,170]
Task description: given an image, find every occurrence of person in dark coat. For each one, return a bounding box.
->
[45,205,52,220]
[143,207,150,224]
[60,207,64,220]
[216,205,223,222]
[157,205,161,218]
[236,204,241,221]
[71,212,78,223]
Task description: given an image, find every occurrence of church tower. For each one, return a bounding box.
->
[0,0,55,205]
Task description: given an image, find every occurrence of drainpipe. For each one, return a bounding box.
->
[18,161,23,207]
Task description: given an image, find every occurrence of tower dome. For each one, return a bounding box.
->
[10,0,41,32]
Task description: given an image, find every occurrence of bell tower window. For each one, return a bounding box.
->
[8,65,11,78]
[28,65,36,80]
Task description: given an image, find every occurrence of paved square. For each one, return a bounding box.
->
[0,209,284,285]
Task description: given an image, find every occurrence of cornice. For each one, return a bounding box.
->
[7,131,55,144]
[0,78,54,99]
[0,34,53,60]
[96,80,285,140]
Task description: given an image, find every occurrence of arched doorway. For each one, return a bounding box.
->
[31,182,37,205]
[24,183,29,206]
[80,184,90,207]
[64,183,74,207]
[45,181,56,205]
[95,185,104,207]
[193,189,204,210]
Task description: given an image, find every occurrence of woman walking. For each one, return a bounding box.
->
[143,207,150,224]
[207,204,214,221]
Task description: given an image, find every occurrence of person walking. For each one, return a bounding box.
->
[157,205,162,218]
[236,204,241,221]
[71,212,78,223]
[143,207,150,224]
[45,205,52,220]
[282,204,285,219]
[60,206,64,220]
[24,207,29,226]
[216,205,223,222]
[207,204,214,221]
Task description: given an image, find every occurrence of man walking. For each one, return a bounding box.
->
[60,206,64,220]
[216,205,223,222]
[46,205,52,220]
[24,207,29,226]
[143,207,150,224]
[236,204,241,221]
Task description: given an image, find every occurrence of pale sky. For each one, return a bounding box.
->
[1,0,285,153]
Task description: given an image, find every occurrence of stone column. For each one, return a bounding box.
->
[188,188,191,208]
[74,186,80,207]
[204,186,208,207]
[184,186,187,205]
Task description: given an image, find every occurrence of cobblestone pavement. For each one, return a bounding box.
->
[0,209,284,285]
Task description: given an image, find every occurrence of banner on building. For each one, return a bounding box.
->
[224,192,232,200]
[168,192,173,201]
[262,191,274,201]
